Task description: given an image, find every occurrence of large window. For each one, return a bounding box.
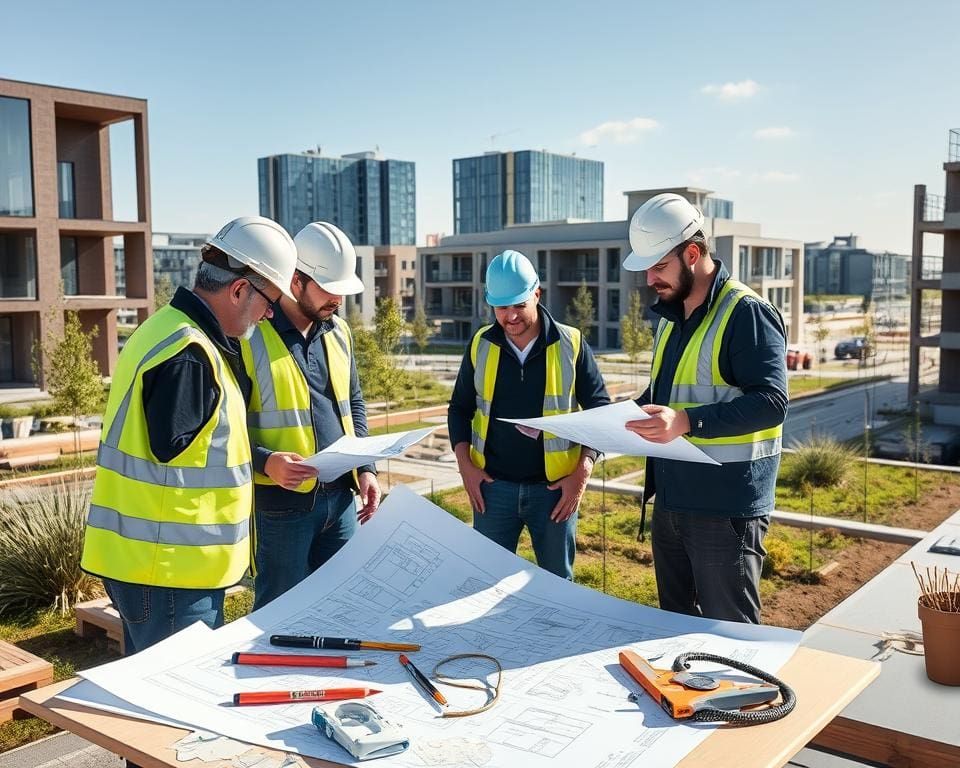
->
[0,96,34,217]
[58,161,76,218]
[0,232,37,298]
[60,236,79,295]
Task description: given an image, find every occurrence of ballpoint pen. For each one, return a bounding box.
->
[270,634,421,652]
[233,687,381,706]
[232,652,376,668]
[399,653,447,706]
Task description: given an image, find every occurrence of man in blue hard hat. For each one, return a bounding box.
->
[448,250,610,579]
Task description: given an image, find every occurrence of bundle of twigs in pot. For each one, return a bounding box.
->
[912,563,960,685]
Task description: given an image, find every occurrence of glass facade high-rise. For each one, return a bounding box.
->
[453,150,603,234]
[258,151,415,245]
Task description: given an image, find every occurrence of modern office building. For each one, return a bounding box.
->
[804,235,909,300]
[258,150,415,246]
[0,79,151,384]
[419,187,803,348]
[909,128,960,416]
[453,150,603,234]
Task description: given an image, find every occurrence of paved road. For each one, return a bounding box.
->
[784,378,909,446]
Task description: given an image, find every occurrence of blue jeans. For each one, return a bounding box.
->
[102,578,225,656]
[254,487,357,610]
[651,507,769,624]
[475,479,577,580]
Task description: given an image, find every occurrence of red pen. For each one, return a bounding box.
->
[232,687,381,706]
[232,652,375,668]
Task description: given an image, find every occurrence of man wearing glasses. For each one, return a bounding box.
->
[82,216,298,654]
[241,221,381,610]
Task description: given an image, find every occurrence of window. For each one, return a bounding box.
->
[606,248,621,282]
[0,232,37,298]
[58,161,76,218]
[739,245,750,282]
[60,236,79,295]
[401,260,407,270]
[0,96,34,217]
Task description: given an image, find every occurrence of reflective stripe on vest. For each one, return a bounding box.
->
[469,323,582,481]
[649,279,783,464]
[241,315,356,492]
[82,305,253,589]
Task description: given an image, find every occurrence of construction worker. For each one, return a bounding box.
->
[81,216,298,654]
[622,193,788,624]
[241,221,381,610]
[448,250,610,579]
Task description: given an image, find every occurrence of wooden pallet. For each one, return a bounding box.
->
[0,640,54,722]
[74,586,249,656]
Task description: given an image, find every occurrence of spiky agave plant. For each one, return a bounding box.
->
[0,480,103,616]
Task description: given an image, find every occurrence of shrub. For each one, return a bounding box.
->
[0,481,103,616]
[783,436,854,489]
[762,538,794,578]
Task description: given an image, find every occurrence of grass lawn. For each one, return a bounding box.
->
[788,375,861,397]
[775,455,955,525]
[0,591,254,752]
[594,455,645,480]
[428,487,852,609]
[368,419,439,436]
[0,452,96,482]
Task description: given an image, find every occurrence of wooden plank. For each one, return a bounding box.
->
[74,598,124,654]
[0,640,53,723]
[812,715,960,768]
[19,648,879,768]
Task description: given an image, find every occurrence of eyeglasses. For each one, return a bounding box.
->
[245,280,279,306]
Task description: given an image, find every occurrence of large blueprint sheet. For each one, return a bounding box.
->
[78,486,799,767]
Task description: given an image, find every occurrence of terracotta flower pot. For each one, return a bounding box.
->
[918,595,960,686]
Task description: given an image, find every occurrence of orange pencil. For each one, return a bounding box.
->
[232,687,381,706]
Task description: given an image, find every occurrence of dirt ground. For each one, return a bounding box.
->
[762,477,960,630]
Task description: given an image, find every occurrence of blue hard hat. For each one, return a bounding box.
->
[484,250,540,306]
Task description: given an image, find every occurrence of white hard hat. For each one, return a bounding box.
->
[623,193,705,272]
[206,216,297,299]
[293,222,364,296]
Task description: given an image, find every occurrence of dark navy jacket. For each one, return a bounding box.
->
[251,305,373,512]
[448,307,610,483]
[637,262,788,517]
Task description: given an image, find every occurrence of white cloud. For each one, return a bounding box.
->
[687,167,742,185]
[701,80,760,101]
[753,171,799,183]
[754,126,794,139]
[579,117,659,146]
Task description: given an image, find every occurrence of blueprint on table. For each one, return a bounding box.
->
[74,485,799,768]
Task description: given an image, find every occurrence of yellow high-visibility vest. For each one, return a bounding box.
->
[469,322,582,481]
[241,315,356,492]
[650,278,783,463]
[82,304,253,589]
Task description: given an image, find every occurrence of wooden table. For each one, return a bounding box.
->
[805,511,960,767]
[19,646,877,768]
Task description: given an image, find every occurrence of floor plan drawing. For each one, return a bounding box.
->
[73,486,802,768]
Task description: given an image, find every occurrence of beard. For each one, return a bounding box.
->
[653,258,695,304]
[301,298,340,323]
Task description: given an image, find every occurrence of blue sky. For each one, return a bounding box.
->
[4,0,958,253]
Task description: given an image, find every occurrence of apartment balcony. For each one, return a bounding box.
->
[424,269,473,284]
[557,268,599,283]
[426,303,473,318]
[374,267,389,277]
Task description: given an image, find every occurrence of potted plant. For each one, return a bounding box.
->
[913,564,960,685]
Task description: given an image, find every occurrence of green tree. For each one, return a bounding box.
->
[374,297,405,354]
[33,311,105,460]
[409,300,432,354]
[565,280,595,338]
[153,272,174,311]
[620,289,653,387]
[345,302,363,333]
[810,314,831,380]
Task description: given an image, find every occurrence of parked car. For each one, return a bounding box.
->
[834,337,866,360]
[312,702,409,761]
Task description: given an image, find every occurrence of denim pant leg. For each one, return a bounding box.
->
[103,578,225,656]
[254,504,321,610]
[307,488,358,571]
[520,482,576,580]
[474,480,524,556]
[682,514,768,624]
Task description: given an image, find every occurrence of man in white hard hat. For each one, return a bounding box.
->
[241,221,381,610]
[622,193,788,624]
[447,250,609,579]
[82,216,298,654]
